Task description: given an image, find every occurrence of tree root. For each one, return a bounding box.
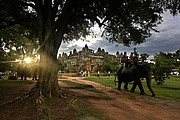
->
[68,98,78,109]
[58,89,70,98]
[36,95,46,112]
[0,86,38,107]
[0,86,70,112]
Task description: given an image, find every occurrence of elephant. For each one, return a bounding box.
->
[117,63,155,97]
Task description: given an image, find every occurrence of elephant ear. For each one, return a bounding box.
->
[122,68,130,74]
[131,65,137,71]
[131,65,141,76]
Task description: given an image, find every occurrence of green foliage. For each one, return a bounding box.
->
[0,41,11,71]
[174,49,180,69]
[140,53,149,62]
[0,24,39,72]
[57,58,65,71]
[1,0,179,45]
[0,36,10,70]
[151,76,180,100]
[152,53,174,85]
[0,0,37,30]
[102,55,120,72]
[84,77,115,88]
[0,25,38,55]
[60,80,103,94]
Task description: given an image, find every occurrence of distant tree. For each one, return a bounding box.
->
[133,48,139,56]
[102,55,119,72]
[140,53,149,63]
[0,25,38,57]
[0,25,39,74]
[57,58,65,71]
[152,53,174,85]
[175,49,180,60]
[174,49,180,69]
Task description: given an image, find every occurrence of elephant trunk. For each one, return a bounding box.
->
[146,71,155,97]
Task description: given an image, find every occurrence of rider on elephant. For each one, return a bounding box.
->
[129,52,134,67]
[121,52,130,68]
[133,53,139,66]
[129,51,139,67]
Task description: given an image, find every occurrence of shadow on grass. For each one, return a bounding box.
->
[60,80,112,100]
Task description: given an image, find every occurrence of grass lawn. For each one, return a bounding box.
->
[84,75,180,100]
[59,80,104,94]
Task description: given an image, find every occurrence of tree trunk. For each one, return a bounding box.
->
[32,0,65,98]
[36,59,59,97]
[35,35,60,97]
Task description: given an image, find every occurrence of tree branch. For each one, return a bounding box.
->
[19,1,36,9]
[0,23,16,30]
[0,18,35,30]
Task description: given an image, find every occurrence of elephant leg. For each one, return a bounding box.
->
[131,81,137,93]
[118,80,122,90]
[146,77,156,97]
[137,80,146,95]
[124,82,128,90]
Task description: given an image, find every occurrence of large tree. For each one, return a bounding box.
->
[0,0,179,98]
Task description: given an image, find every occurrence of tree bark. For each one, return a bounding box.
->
[31,1,60,97]
[35,35,60,97]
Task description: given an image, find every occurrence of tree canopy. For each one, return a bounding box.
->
[1,0,179,46]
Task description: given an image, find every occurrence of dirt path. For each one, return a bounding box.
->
[60,76,180,120]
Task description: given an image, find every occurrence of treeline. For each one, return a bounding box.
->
[152,49,180,85]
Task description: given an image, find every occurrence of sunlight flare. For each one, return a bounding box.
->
[24,57,32,63]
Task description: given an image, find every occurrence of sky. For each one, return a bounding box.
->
[58,12,180,59]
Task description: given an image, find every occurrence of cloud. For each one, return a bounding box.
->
[58,12,180,57]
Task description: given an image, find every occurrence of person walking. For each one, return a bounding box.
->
[97,71,100,77]
[108,71,110,77]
